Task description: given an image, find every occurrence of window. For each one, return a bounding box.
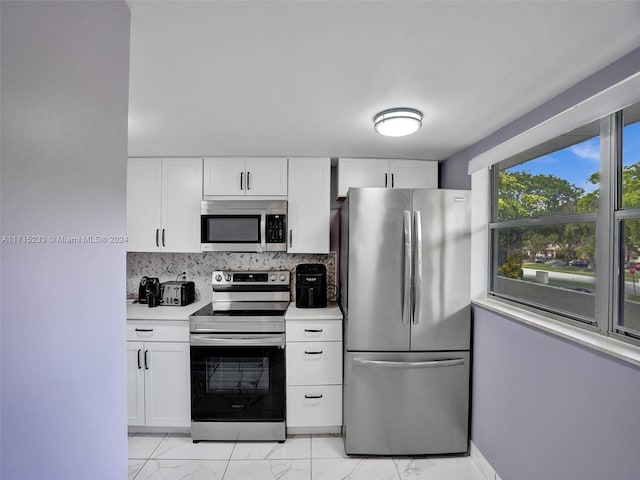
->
[491,120,601,327]
[616,104,640,338]
[490,103,640,343]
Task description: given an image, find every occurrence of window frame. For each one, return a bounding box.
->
[612,110,640,344]
[488,110,640,347]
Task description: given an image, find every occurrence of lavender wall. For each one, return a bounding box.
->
[472,306,640,480]
[1,2,130,479]
[440,46,640,189]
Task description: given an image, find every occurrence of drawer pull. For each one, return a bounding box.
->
[304,394,323,399]
[304,329,323,333]
[304,350,323,355]
[135,328,153,332]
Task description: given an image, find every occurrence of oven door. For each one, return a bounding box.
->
[190,334,285,422]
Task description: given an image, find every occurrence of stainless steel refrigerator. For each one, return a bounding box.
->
[340,188,471,456]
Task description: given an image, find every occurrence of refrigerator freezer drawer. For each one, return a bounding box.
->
[344,351,469,456]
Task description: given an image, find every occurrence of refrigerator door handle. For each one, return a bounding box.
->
[413,210,423,325]
[402,210,412,326]
[353,358,465,369]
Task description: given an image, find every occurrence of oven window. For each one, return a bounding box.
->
[202,216,260,243]
[206,356,269,393]
[191,346,285,421]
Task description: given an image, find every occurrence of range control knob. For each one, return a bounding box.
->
[215,274,222,282]
[225,274,232,281]
[279,274,287,281]
[270,274,276,281]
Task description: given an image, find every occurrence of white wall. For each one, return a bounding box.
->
[0,2,130,478]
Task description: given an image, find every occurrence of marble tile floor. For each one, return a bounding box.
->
[129,433,488,480]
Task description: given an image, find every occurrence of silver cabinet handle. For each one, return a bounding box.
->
[413,210,423,325]
[402,210,412,326]
[353,358,465,369]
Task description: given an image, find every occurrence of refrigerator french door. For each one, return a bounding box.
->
[340,188,471,456]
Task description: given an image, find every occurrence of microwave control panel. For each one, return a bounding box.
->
[266,214,286,244]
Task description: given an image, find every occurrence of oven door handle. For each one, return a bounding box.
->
[190,334,285,347]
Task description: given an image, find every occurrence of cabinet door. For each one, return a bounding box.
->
[337,158,388,197]
[161,158,203,252]
[144,342,191,427]
[389,159,438,189]
[287,157,330,253]
[203,157,245,196]
[245,157,288,196]
[287,385,343,428]
[127,158,162,251]
[286,342,343,385]
[127,342,145,426]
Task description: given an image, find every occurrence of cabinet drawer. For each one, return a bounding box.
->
[287,385,342,427]
[286,342,342,385]
[286,321,342,342]
[127,322,189,342]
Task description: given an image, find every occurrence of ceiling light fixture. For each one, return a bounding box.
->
[373,108,423,137]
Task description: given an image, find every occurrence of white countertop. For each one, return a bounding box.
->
[127,299,209,321]
[285,302,343,321]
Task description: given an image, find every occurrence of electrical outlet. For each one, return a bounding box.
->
[180,270,189,281]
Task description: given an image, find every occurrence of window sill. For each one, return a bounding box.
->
[472,296,640,368]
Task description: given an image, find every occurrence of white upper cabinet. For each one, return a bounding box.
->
[127,157,202,253]
[337,158,438,197]
[127,158,163,252]
[203,157,288,197]
[337,158,388,194]
[389,159,438,190]
[202,157,244,195]
[287,157,330,254]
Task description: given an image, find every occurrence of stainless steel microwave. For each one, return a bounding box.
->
[201,200,287,252]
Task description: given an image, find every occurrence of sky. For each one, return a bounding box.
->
[508,120,640,194]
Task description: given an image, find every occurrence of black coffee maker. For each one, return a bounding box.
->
[139,276,161,307]
[295,264,327,308]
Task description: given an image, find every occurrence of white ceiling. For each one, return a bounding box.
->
[127,1,640,162]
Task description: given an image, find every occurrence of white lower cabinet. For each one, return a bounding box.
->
[285,315,343,432]
[287,385,343,428]
[126,322,190,428]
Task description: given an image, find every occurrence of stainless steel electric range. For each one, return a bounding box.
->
[189,270,290,442]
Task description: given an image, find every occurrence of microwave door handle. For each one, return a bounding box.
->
[260,212,267,251]
[402,210,412,326]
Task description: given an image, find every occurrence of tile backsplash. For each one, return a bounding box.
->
[127,252,337,302]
